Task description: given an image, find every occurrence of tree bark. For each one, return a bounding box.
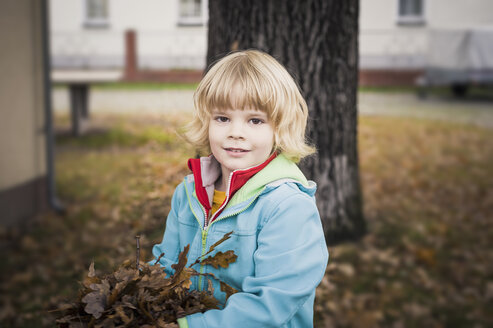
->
[207,0,365,245]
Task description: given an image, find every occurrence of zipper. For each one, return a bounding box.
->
[192,160,271,290]
[184,182,209,290]
[204,170,234,229]
[198,229,207,290]
[197,202,208,290]
[207,188,264,230]
[196,188,263,290]
[199,168,247,289]
[205,159,267,228]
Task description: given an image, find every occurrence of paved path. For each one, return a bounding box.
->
[52,89,493,128]
[358,92,493,128]
[53,89,195,115]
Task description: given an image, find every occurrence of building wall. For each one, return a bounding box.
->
[50,0,207,70]
[360,0,493,30]
[0,0,47,225]
[360,0,426,69]
[359,0,493,70]
[427,0,493,28]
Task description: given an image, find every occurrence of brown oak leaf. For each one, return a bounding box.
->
[201,250,237,269]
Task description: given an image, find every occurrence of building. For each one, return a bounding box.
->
[51,0,207,80]
[360,0,493,86]
[0,0,58,226]
[50,0,493,86]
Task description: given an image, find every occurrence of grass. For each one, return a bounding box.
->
[359,85,493,99]
[314,116,493,327]
[56,125,175,149]
[1,113,492,327]
[54,81,493,101]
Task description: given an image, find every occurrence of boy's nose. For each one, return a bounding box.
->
[228,121,245,139]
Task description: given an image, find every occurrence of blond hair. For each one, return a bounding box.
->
[183,50,315,162]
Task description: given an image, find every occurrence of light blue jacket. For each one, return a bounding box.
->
[152,154,329,327]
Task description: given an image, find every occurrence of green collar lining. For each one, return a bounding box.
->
[228,154,308,207]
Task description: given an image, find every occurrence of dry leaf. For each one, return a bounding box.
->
[201,250,237,269]
[56,232,236,326]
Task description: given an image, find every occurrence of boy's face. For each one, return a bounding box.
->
[209,108,275,180]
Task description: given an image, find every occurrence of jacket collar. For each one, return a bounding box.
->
[187,153,277,219]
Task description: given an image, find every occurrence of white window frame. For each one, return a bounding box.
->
[396,0,425,26]
[83,0,110,28]
[177,0,208,26]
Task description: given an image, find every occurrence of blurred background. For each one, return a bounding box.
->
[1,0,492,327]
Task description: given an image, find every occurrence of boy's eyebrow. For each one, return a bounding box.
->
[245,109,268,117]
[211,109,227,114]
[211,108,268,117]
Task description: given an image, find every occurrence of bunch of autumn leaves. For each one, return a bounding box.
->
[56,232,238,327]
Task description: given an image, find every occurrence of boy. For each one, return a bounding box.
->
[152,50,328,327]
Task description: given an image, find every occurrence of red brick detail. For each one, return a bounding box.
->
[124,31,421,86]
[124,69,423,86]
[123,29,203,83]
[124,69,422,86]
[124,30,138,80]
[359,69,424,87]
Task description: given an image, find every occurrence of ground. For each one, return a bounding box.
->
[1,89,492,327]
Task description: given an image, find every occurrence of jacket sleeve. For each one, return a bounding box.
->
[150,183,184,277]
[184,191,329,328]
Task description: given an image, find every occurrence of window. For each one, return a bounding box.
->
[84,0,110,28]
[178,0,208,26]
[397,0,425,25]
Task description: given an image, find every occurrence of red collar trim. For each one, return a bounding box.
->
[187,153,277,219]
[226,153,276,204]
[187,157,212,211]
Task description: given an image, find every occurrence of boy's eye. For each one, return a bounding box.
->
[215,116,229,123]
[250,118,264,125]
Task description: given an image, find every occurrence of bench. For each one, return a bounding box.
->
[51,70,122,136]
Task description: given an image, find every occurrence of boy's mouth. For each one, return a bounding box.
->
[224,147,249,153]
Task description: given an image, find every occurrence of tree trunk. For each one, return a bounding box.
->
[207,0,365,245]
